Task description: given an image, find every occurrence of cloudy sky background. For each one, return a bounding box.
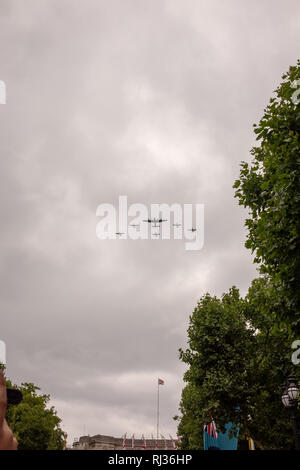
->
[1,0,300,444]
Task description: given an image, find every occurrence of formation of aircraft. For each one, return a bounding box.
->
[115,221,197,237]
[143,217,167,228]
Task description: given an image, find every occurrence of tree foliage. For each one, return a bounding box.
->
[233,61,300,331]
[177,282,299,450]
[5,379,65,450]
[177,61,300,450]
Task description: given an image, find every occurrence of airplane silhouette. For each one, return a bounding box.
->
[143,217,167,228]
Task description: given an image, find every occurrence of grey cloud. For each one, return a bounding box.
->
[1,0,299,444]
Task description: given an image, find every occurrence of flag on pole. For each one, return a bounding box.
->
[122,433,127,450]
[131,434,135,450]
[204,420,218,439]
[157,378,164,441]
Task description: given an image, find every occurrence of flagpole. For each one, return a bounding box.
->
[157,379,159,439]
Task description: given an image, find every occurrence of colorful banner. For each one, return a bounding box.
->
[203,422,239,450]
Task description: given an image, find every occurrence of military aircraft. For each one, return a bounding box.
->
[115,232,125,236]
[188,228,197,232]
[143,217,167,228]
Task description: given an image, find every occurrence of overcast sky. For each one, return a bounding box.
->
[1,0,300,445]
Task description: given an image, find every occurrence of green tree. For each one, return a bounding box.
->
[5,379,65,450]
[233,61,300,331]
[176,283,299,450]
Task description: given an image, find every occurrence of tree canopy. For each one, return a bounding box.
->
[4,379,65,450]
[176,282,299,450]
[177,61,300,449]
[233,61,300,331]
